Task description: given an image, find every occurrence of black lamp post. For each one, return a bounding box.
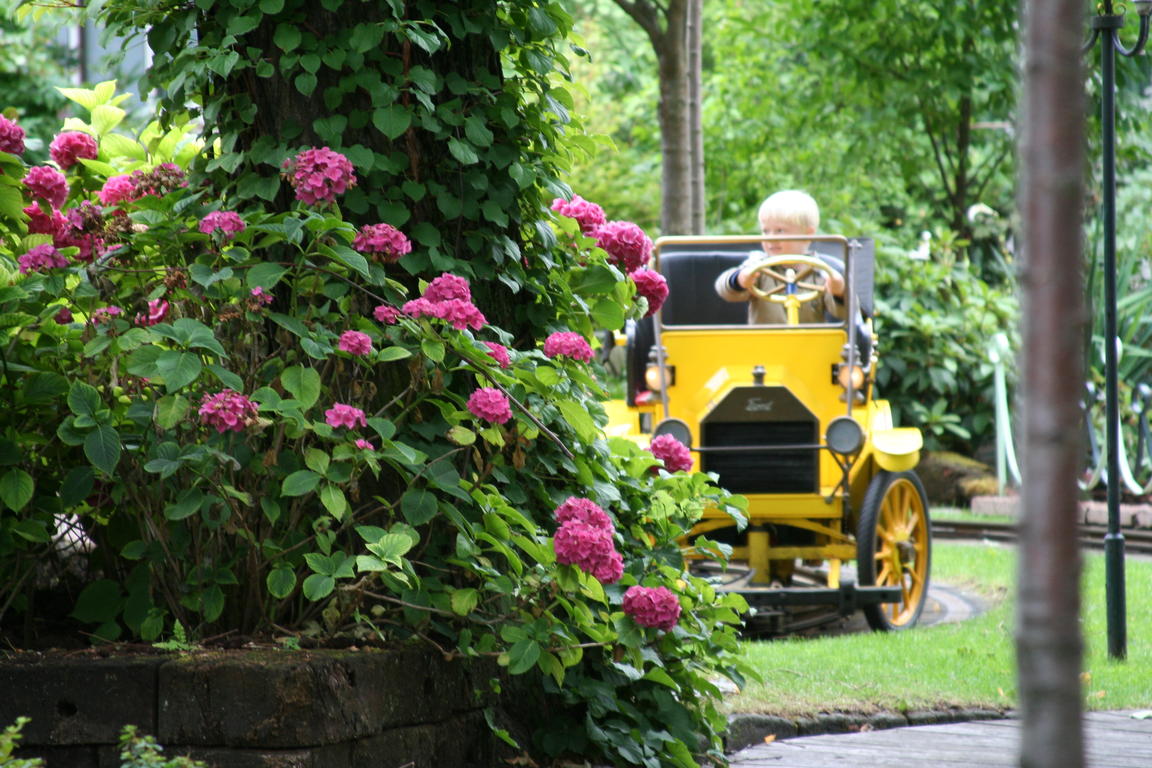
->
[1083,0,1151,661]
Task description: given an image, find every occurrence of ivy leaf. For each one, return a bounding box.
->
[294,72,317,96]
[447,137,478,165]
[372,105,412,140]
[0,468,34,512]
[274,23,302,52]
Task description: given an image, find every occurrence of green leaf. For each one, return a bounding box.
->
[319,483,347,520]
[155,350,203,392]
[447,426,476,446]
[84,425,121,475]
[154,394,190,430]
[164,488,203,521]
[377,346,412,362]
[281,470,321,497]
[420,339,445,362]
[266,567,297,599]
[507,638,541,675]
[401,487,437,526]
[295,72,317,96]
[227,14,260,36]
[366,533,414,565]
[304,448,330,475]
[72,579,123,623]
[207,364,244,391]
[246,262,290,290]
[100,132,146,160]
[557,400,598,443]
[0,468,34,512]
[259,0,284,11]
[535,366,560,387]
[591,298,626,331]
[67,381,102,419]
[90,104,126,135]
[302,573,335,601]
[281,365,321,409]
[450,588,478,616]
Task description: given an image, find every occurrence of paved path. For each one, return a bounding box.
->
[729,711,1152,767]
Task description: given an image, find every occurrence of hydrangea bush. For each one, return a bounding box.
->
[0,85,751,767]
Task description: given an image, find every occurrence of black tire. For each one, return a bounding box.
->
[856,470,931,631]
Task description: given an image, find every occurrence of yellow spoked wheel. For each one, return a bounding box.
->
[856,470,931,631]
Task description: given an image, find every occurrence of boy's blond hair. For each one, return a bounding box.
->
[757,190,820,233]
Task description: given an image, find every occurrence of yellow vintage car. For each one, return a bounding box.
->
[606,235,931,632]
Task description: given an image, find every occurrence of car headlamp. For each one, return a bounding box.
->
[653,418,692,448]
[825,416,865,455]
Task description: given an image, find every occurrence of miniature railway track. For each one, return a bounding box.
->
[931,519,1152,556]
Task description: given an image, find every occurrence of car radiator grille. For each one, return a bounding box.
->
[700,421,818,493]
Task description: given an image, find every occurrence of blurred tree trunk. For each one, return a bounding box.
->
[687,0,704,233]
[1016,0,1086,764]
[615,0,704,235]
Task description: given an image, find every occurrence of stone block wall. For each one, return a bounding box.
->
[0,648,499,767]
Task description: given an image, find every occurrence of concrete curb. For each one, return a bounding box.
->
[725,708,1012,752]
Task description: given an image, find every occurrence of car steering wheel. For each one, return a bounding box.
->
[746,254,839,305]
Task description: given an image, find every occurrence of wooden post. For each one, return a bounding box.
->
[1016,0,1087,765]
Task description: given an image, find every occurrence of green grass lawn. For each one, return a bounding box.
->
[725,541,1152,717]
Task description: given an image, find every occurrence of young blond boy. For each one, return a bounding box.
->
[714,190,846,324]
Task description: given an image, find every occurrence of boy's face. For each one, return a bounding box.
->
[759,217,814,257]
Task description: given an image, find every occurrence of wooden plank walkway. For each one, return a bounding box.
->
[729,711,1152,766]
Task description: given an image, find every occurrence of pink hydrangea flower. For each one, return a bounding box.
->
[466,387,512,424]
[354,438,375,451]
[622,585,682,631]
[49,131,98,170]
[436,298,486,331]
[91,306,123,324]
[483,341,511,369]
[423,273,472,303]
[630,269,669,318]
[54,307,73,324]
[551,194,606,235]
[54,228,100,264]
[543,331,594,363]
[648,434,693,473]
[99,175,139,206]
[402,297,442,321]
[553,521,623,585]
[594,220,653,273]
[282,146,357,205]
[0,115,26,155]
[374,305,401,324]
[24,166,69,209]
[250,286,274,306]
[352,222,412,262]
[18,244,68,274]
[199,389,259,433]
[135,299,169,327]
[325,403,367,429]
[199,210,246,239]
[553,497,613,531]
[338,330,373,356]
[24,205,68,237]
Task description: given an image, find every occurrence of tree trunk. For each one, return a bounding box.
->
[1016,0,1087,764]
[687,0,705,234]
[614,0,695,235]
